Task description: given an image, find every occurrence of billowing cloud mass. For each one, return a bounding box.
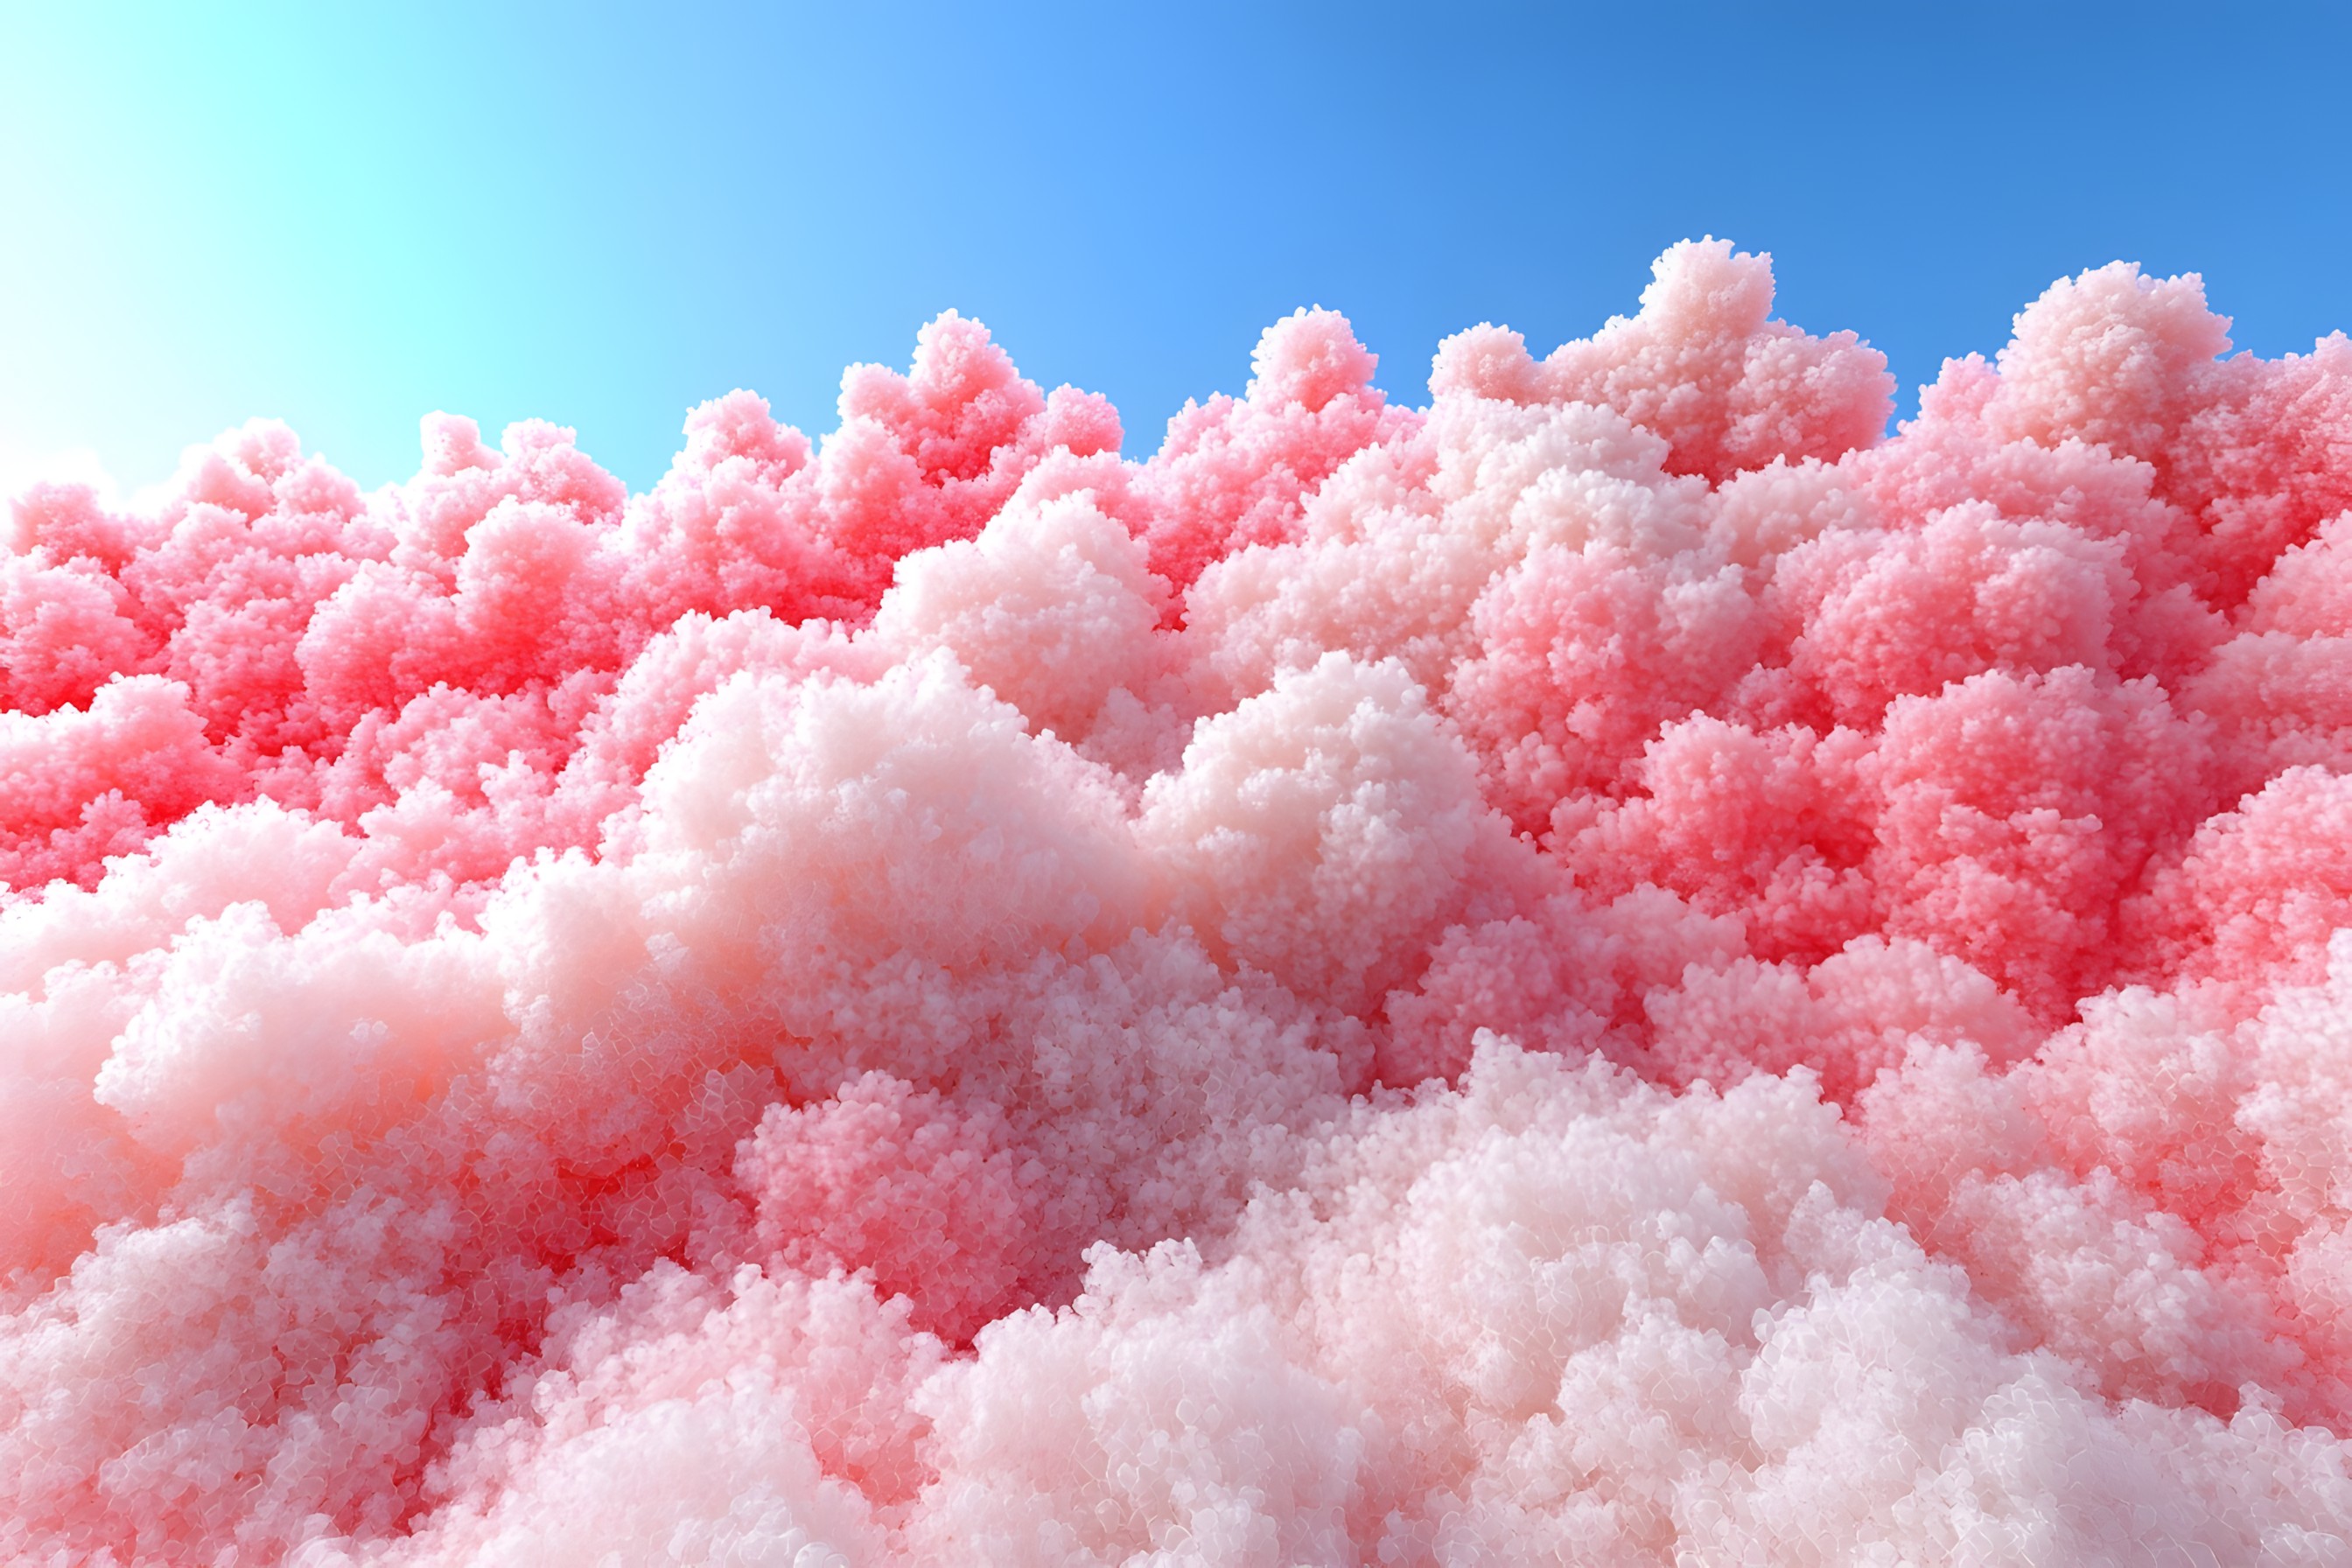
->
[10,239,2352,1564]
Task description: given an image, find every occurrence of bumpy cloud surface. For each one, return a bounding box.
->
[10,241,2352,1564]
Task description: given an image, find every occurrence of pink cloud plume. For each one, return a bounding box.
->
[8,239,2352,1562]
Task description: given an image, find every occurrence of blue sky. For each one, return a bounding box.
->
[3,1,2348,496]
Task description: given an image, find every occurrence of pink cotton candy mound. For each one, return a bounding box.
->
[13,238,2352,1563]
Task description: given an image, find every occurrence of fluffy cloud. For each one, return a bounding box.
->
[7,239,2352,1563]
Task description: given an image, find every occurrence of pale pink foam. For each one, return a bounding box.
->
[9,240,2352,1562]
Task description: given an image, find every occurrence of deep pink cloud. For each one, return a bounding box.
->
[8,239,2352,1562]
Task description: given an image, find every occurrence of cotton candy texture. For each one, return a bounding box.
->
[9,239,2352,1564]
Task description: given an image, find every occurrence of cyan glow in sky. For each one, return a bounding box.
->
[4,0,2348,494]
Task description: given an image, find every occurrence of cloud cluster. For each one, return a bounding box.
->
[8,240,2352,1562]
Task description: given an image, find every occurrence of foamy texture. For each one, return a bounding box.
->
[8,241,2352,1562]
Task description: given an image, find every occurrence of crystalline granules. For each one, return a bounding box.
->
[6,240,2352,1563]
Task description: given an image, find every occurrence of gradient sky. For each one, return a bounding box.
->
[3,1,2348,498]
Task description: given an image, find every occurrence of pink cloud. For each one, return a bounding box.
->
[7,239,2352,1562]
